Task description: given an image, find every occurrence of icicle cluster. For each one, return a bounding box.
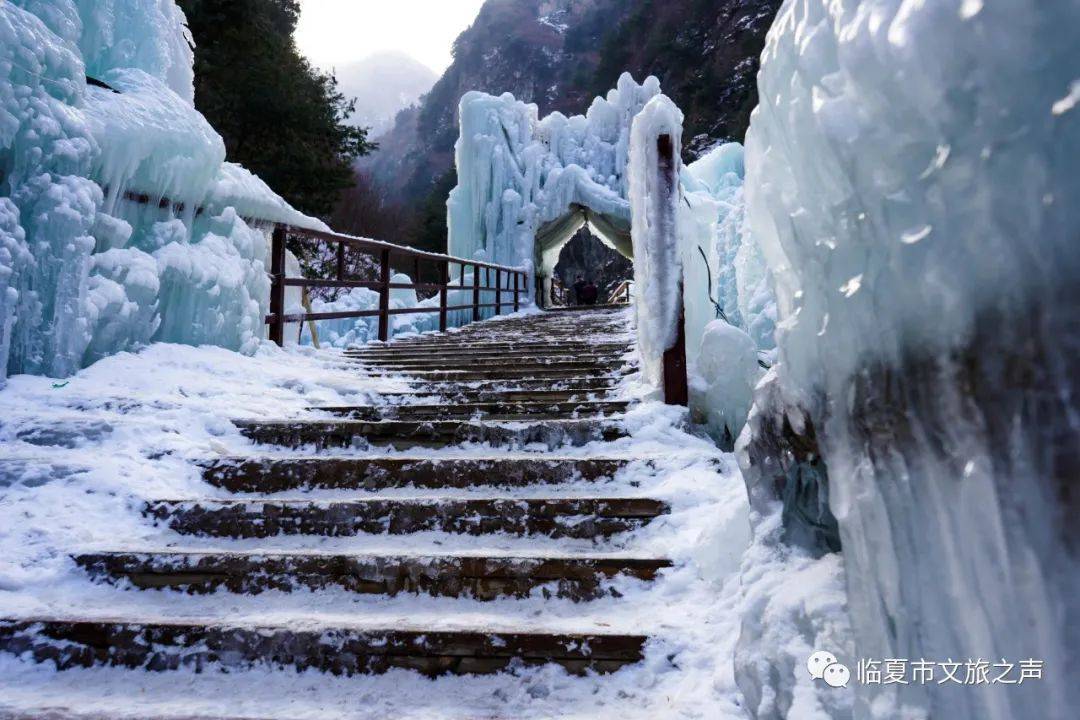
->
[0,0,322,386]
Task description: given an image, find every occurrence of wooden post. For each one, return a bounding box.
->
[656,133,688,406]
[269,225,286,346]
[472,264,481,322]
[494,268,502,315]
[438,260,449,332]
[336,242,345,280]
[662,277,689,405]
[377,248,391,342]
[513,272,520,312]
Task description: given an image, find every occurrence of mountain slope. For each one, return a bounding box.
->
[356,0,782,252]
[334,52,437,135]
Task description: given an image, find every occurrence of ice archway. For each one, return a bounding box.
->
[447,74,701,392]
[447,73,664,303]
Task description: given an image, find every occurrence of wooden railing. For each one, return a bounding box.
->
[267,225,528,345]
[607,280,632,305]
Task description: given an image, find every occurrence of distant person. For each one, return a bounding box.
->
[571,274,586,306]
[580,279,598,305]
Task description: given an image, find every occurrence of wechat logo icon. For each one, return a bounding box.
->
[808,650,850,688]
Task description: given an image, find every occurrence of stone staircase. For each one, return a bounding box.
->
[0,309,678,683]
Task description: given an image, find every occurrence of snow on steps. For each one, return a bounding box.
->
[74,550,671,601]
[315,400,630,421]
[198,456,641,492]
[1,308,672,681]
[144,496,668,539]
[234,417,630,450]
[0,617,646,676]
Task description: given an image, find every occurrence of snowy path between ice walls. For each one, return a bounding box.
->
[0,334,756,720]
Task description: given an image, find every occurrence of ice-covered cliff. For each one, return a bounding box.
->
[0,0,322,386]
[735,0,1079,718]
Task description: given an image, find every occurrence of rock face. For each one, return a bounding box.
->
[359,0,782,250]
[551,230,633,303]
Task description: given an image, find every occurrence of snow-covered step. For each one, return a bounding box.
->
[372,388,621,404]
[347,349,628,362]
[370,367,630,382]
[405,376,619,392]
[234,417,629,450]
[200,456,640,493]
[313,400,630,422]
[145,497,669,539]
[0,617,646,676]
[74,550,671,601]
[353,339,631,351]
[357,359,627,373]
[350,341,631,352]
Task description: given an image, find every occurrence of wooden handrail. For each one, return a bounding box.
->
[266,224,529,345]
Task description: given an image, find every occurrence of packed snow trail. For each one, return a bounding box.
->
[0,308,750,719]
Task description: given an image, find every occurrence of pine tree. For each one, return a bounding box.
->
[177,0,375,220]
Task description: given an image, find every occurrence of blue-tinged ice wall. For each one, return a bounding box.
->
[680,142,776,443]
[0,0,323,387]
[447,73,661,278]
[737,1,1080,718]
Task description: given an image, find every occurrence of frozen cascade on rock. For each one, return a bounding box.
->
[736,0,1079,718]
[0,0,323,387]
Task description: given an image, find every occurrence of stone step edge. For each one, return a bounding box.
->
[0,618,648,675]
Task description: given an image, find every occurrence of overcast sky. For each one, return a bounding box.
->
[295,0,487,74]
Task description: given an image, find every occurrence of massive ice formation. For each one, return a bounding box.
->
[680,142,776,442]
[737,1,1079,718]
[447,73,662,295]
[0,0,321,386]
[448,76,778,416]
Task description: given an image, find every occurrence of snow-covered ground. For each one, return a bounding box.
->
[0,328,759,719]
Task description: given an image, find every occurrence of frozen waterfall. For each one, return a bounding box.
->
[735,1,1079,718]
[0,0,323,387]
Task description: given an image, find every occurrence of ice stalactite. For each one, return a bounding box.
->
[0,0,323,385]
[737,0,1080,718]
[0,2,101,381]
[447,73,663,299]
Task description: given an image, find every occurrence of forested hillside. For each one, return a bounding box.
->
[355,0,781,252]
[179,0,375,219]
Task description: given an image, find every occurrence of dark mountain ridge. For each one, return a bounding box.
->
[349,0,781,252]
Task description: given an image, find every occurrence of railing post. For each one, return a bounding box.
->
[662,276,689,405]
[656,132,688,406]
[513,272,520,312]
[439,260,449,332]
[472,263,481,322]
[378,248,391,342]
[494,268,502,315]
[269,225,286,346]
[336,242,345,281]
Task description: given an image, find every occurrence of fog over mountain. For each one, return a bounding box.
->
[334,51,437,135]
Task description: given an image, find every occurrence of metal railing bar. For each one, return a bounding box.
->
[279,224,527,274]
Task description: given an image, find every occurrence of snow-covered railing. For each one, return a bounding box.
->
[266,226,529,345]
[607,281,633,305]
